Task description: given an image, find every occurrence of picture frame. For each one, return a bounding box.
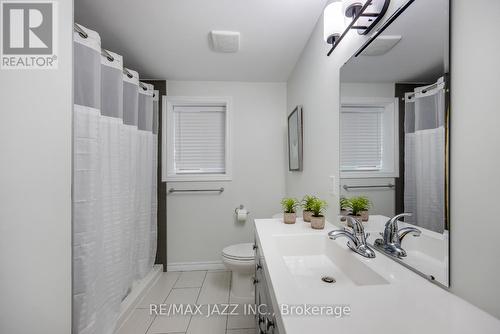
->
[288,106,303,171]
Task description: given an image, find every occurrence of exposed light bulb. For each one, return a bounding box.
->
[343,0,367,19]
[323,1,345,44]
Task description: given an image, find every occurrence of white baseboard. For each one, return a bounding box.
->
[115,264,163,330]
[167,260,226,272]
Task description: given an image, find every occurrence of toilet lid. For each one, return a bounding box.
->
[222,243,254,261]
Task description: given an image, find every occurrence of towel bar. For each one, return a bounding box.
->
[343,184,394,191]
[168,187,224,194]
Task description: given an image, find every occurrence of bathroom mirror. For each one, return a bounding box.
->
[339,0,450,287]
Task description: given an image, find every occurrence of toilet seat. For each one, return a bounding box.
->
[222,243,254,262]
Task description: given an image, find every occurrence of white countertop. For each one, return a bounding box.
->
[344,215,450,285]
[255,218,500,334]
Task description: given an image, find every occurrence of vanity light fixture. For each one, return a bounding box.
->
[323,1,345,45]
[343,0,369,21]
[325,0,391,56]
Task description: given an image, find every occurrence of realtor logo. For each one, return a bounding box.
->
[1,1,57,69]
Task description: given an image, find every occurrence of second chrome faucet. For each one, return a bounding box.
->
[328,213,422,259]
[374,213,421,258]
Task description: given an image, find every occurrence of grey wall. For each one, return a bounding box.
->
[449,0,500,319]
[286,0,410,220]
[285,12,340,219]
[0,0,73,333]
[287,0,500,319]
[166,81,286,267]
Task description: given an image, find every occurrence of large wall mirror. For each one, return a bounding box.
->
[339,0,450,287]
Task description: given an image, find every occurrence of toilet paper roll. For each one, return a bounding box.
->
[236,209,248,222]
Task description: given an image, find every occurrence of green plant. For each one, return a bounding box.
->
[339,197,351,211]
[347,196,371,216]
[301,195,318,211]
[310,198,328,217]
[281,197,299,213]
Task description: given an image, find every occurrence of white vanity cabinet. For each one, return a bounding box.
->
[254,234,280,334]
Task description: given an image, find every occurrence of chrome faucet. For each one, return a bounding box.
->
[374,213,421,258]
[328,216,376,258]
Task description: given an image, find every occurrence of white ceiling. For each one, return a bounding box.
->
[341,0,449,83]
[75,0,328,82]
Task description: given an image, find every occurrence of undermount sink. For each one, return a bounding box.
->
[274,233,389,287]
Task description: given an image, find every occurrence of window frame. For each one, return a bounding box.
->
[162,96,232,182]
[340,97,399,179]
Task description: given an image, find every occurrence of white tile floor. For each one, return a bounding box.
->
[115,270,256,334]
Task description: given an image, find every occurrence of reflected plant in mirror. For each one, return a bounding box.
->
[345,196,371,222]
[340,196,351,221]
[339,0,450,287]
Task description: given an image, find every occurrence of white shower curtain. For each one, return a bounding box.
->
[73,27,102,334]
[73,24,157,334]
[96,49,124,334]
[134,84,155,279]
[404,78,446,233]
[120,68,140,298]
[151,90,159,269]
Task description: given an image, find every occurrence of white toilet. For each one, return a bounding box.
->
[222,243,255,298]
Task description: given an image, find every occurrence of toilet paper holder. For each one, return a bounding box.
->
[235,204,250,215]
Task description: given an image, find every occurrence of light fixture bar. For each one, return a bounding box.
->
[354,0,415,58]
[326,0,392,56]
[327,0,375,56]
[359,12,380,17]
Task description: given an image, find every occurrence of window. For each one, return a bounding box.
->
[340,98,398,178]
[163,97,231,181]
[341,106,383,171]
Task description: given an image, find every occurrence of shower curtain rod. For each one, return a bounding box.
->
[405,81,445,100]
[74,23,149,92]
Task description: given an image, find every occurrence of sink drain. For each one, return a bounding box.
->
[321,276,336,284]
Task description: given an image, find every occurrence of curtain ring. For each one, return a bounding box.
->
[74,24,88,39]
[102,52,114,62]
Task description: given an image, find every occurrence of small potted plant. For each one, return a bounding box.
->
[301,195,317,222]
[281,197,299,224]
[348,196,371,222]
[310,198,328,229]
[339,196,351,222]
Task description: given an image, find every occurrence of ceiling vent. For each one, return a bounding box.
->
[210,31,240,53]
[360,35,402,56]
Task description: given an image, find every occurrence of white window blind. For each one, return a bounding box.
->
[173,105,226,174]
[341,106,384,171]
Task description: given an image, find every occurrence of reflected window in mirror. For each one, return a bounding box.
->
[340,99,398,179]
